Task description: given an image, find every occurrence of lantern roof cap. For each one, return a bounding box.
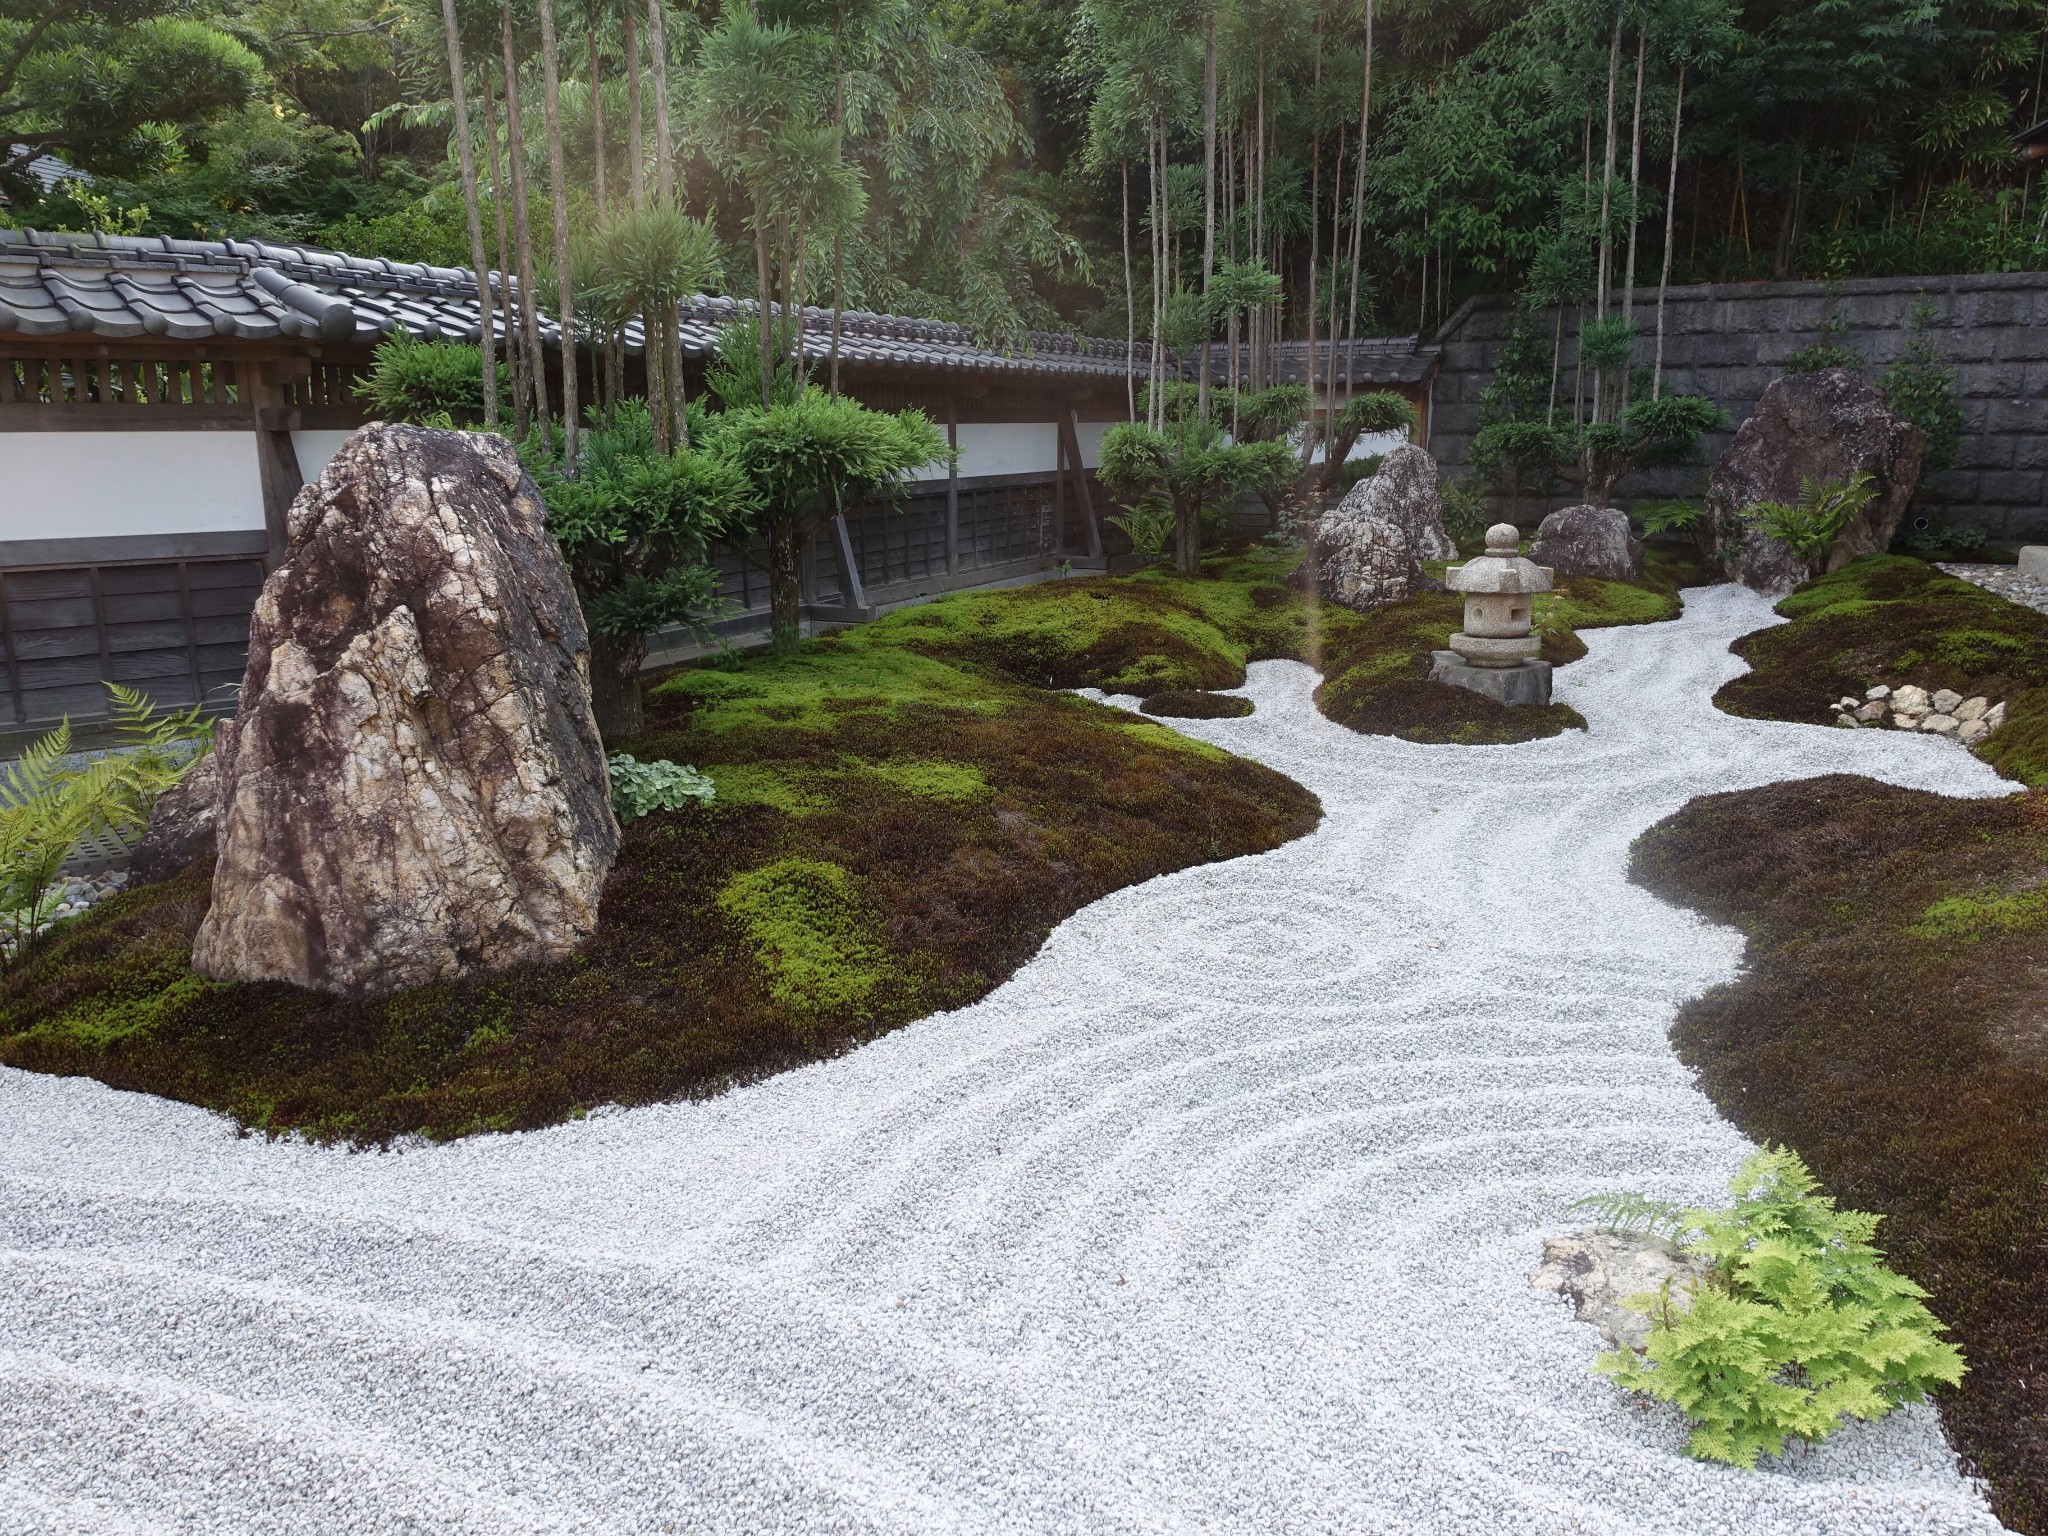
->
[1445,525,1554,595]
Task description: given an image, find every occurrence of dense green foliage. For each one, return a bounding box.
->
[605,753,715,821]
[1740,470,1876,563]
[1098,415,1296,573]
[1587,1147,1965,1469]
[12,0,2044,354]
[1631,775,2048,1529]
[0,686,209,966]
[1879,302,1967,476]
[355,330,509,426]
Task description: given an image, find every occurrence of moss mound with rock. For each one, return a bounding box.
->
[1717,555,2048,784]
[1632,776,2048,1534]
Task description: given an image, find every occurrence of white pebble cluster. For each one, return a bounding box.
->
[0,584,2018,1535]
[1833,684,2005,743]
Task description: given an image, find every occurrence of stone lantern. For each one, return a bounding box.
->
[1429,522,1556,707]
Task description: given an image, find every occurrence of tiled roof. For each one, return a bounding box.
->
[0,229,1144,382]
[1185,337,1439,388]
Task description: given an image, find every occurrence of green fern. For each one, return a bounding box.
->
[1741,472,1878,563]
[1588,1147,1966,1469]
[1567,1189,1695,1241]
[1107,491,1177,563]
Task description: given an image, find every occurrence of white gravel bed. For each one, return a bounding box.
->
[0,582,2018,1535]
[1938,560,2048,615]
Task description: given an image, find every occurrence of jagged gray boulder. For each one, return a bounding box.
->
[128,738,222,885]
[1297,513,1415,612]
[191,424,619,998]
[1707,369,1926,595]
[1531,504,1643,581]
[1334,443,1456,563]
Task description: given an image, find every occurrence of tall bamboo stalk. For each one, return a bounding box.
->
[1304,8,1322,470]
[1343,0,1373,401]
[1653,62,1686,399]
[648,0,673,202]
[1622,30,1645,322]
[500,6,549,430]
[1198,10,1217,424]
[1595,14,1620,322]
[481,62,526,437]
[623,0,644,207]
[1124,158,1136,421]
[538,0,579,471]
[440,0,497,429]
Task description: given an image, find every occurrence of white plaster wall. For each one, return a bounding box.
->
[0,431,264,539]
[956,422,1059,478]
[1074,420,1116,470]
[292,429,358,484]
[1304,425,1412,466]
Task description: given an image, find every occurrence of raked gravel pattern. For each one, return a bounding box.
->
[0,582,2020,1536]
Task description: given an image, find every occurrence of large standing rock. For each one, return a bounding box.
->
[1706,369,1926,595]
[1297,514,1414,612]
[1530,505,1643,581]
[192,424,619,997]
[1333,443,1457,563]
[128,736,222,885]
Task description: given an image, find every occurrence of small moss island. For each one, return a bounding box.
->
[0,543,1696,1144]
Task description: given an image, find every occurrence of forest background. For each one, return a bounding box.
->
[7,0,2048,360]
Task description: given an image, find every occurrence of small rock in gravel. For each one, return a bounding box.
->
[1892,712,1923,730]
[1956,697,1989,722]
[1866,684,1892,700]
[1854,701,1888,722]
[1532,1231,1711,1353]
[1959,719,1990,744]
[1931,689,1964,716]
[1988,702,2009,730]
[1893,684,1931,712]
[1922,714,1960,735]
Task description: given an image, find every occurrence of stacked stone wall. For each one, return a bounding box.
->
[1427,271,2048,539]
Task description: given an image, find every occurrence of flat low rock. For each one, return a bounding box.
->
[1532,1230,1711,1353]
[1530,505,1643,581]
[1706,369,1925,596]
[191,423,619,997]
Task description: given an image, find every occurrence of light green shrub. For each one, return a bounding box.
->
[1580,1147,1965,1469]
[1742,472,1878,562]
[606,754,716,822]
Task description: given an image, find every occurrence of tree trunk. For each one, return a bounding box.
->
[647,0,673,202]
[623,0,644,207]
[1596,15,1620,324]
[481,64,526,438]
[829,33,845,400]
[589,24,606,212]
[500,7,549,431]
[1324,131,1343,457]
[756,215,774,408]
[668,306,689,448]
[588,630,646,742]
[768,516,801,652]
[1175,494,1202,576]
[1622,30,1645,323]
[1123,158,1136,421]
[1344,0,1372,400]
[440,0,497,430]
[1304,10,1321,471]
[1199,10,1216,425]
[537,0,579,471]
[1653,62,1686,400]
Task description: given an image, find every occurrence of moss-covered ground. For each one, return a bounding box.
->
[1632,778,2048,1534]
[0,542,1697,1144]
[1717,554,2048,785]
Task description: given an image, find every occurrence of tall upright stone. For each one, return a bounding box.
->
[1298,445,1454,612]
[1333,443,1457,563]
[1706,369,1925,595]
[192,424,619,997]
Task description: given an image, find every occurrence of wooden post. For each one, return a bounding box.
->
[248,364,306,571]
[945,398,960,576]
[831,513,869,613]
[1060,408,1103,559]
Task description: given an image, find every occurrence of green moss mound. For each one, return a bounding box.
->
[1140,689,1255,719]
[1718,555,2048,786]
[1631,777,2048,1533]
[1,593,1321,1145]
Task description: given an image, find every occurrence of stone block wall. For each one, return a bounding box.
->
[1425,271,2048,540]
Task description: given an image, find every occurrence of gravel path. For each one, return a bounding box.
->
[1938,561,2048,616]
[0,583,2018,1536]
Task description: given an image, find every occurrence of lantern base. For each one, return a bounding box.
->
[1428,651,1554,708]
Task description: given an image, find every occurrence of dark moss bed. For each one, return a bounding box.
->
[0,543,1695,1144]
[1718,554,2048,785]
[1141,689,1254,718]
[1632,778,2048,1532]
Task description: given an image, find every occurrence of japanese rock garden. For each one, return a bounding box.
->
[7,0,2048,1532]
